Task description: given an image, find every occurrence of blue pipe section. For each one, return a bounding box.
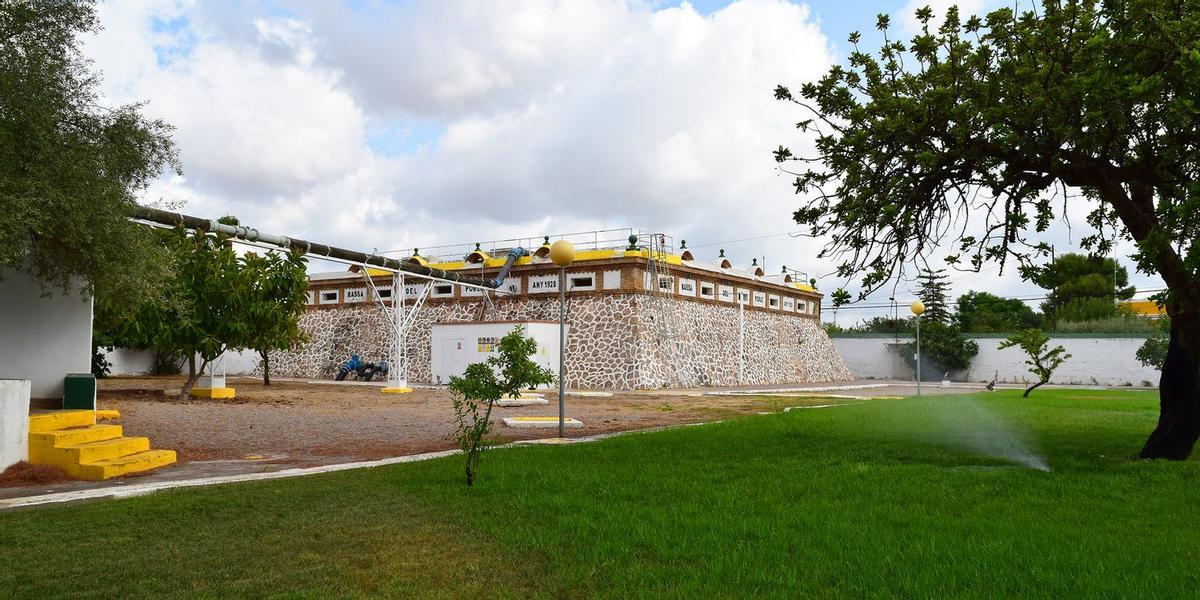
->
[491,247,527,287]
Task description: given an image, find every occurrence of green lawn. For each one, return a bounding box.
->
[3,388,1198,598]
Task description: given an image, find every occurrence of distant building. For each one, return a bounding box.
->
[274,232,851,389]
[1122,300,1166,318]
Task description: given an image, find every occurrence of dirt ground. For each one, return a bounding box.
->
[93,376,841,466]
[1,376,964,500]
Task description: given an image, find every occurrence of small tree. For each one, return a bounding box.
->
[998,329,1071,398]
[448,326,553,486]
[241,250,310,385]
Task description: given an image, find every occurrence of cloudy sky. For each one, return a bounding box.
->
[83,0,1164,323]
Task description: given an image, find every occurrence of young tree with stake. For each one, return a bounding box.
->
[776,2,1200,459]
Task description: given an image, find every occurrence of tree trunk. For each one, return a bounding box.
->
[179,356,208,401]
[260,351,271,386]
[1023,379,1048,398]
[1139,317,1200,460]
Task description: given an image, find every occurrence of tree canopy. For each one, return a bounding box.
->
[775,1,1200,459]
[956,291,1043,333]
[1035,252,1135,323]
[0,0,178,298]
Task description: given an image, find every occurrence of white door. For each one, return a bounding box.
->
[437,338,468,384]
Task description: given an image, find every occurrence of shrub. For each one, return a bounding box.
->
[902,321,979,380]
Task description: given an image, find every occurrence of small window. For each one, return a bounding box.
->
[377,288,392,299]
[700,283,715,299]
[569,275,595,291]
[319,290,339,304]
[433,284,454,297]
[769,295,780,309]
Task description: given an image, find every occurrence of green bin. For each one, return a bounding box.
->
[63,373,96,410]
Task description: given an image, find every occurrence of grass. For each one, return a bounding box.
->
[3,388,1198,598]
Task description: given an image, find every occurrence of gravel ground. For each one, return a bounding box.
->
[94,376,858,465]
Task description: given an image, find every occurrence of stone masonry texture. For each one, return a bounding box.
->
[271,293,852,390]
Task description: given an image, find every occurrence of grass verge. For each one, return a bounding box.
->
[2,388,1197,597]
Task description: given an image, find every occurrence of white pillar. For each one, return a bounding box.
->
[1,379,31,470]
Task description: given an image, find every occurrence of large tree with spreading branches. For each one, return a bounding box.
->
[775,1,1200,459]
[1,0,178,299]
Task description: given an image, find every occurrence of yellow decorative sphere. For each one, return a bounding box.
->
[549,239,576,267]
[910,300,926,315]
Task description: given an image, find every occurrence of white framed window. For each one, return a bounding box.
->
[736,288,751,305]
[432,284,455,298]
[768,294,780,309]
[569,273,596,291]
[700,282,716,300]
[319,289,339,304]
[374,286,393,300]
[657,275,674,293]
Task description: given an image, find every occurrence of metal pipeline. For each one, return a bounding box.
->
[491,247,527,287]
[130,206,500,289]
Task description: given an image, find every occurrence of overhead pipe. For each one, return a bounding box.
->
[130,206,500,289]
[490,247,527,287]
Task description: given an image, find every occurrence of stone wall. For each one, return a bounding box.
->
[273,293,851,389]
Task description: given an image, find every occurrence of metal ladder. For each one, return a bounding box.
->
[641,233,695,388]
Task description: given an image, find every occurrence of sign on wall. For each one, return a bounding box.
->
[344,287,369,303]
[528,274,560,294]
[603,270,621,290]
[719,285,735,302]
[678,278,696,297]
[752,291,766,308]
[782,297,795,312]
[403,284,426,299]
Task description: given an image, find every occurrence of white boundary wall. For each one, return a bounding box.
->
[0,379,31,470]
[833,335,1161,386]
[104,349,261,377]
[0,269,92,399]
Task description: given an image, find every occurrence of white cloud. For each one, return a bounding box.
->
[80,0,1161,326]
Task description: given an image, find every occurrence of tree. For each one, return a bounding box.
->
[775,2,1200,459]
[241,249,310,385]
[448,326,554,486]
[915,268,953,324]
[100,226,255,399]
[1036,253,1135,325]
[0,1,178,300]
[956,291,1042,333]
[903,320,978,379]
[999,329,1072,398]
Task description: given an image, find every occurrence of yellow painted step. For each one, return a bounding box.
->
[29,410,95,433]
[30,424,123,448]
[77,449,177,481]
[96,409,121,421]
[31,436,150,466]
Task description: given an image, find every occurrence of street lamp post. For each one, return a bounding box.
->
[911,300,925,396]
[549,239,576,438]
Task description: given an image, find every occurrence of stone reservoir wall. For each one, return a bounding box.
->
[272,293,851,390]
